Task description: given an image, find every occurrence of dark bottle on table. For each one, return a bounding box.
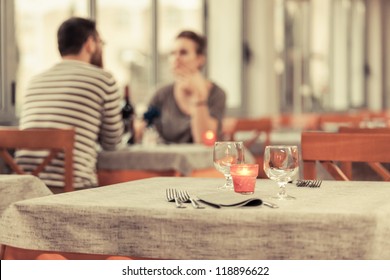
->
[122,85,135,144]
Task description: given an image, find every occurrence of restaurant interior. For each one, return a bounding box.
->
[1,0,390,261]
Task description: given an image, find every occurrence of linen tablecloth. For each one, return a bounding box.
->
[1,177,390,259]
[97,144,255,175]
[0,175,52,215]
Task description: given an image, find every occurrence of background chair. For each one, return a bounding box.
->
[223,117,272,177]
[317,113,364,131]
[0,127,75,192]
[358,109,390,127]
[274,113,320,131]
[337,126,390,180]
[301,131,390,181]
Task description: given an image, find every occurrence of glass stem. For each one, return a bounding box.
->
[277,182,287,198]
[224,174,234,189]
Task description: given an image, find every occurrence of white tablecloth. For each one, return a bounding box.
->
[1,177,390,259]
[0,175,52,215]
[97,144,255,175]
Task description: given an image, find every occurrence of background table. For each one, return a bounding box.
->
[1,177,390,260]
[0,175,52,259]
[97,144,254,185]
[0,175,52,215]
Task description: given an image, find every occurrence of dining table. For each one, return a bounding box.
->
[0,174,52,215]
[96,143,254,185]
[1,176,390,260]
[0,174,53,259]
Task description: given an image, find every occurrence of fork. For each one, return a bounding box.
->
[178,190,205,209]
[166,188,175,202]
[296,180,322,188]
[310,180,322,188]
[166,188,186,208]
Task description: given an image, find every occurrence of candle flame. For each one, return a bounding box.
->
[205,130,215,140]
[240,167,250,175]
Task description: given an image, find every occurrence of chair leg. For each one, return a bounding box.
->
[0,244,5,260]
[340,162,352,179]
[303,160,316,180]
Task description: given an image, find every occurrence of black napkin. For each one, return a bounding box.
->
[197,192,263,208]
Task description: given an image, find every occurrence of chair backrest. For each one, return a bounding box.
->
[224,117,272,146]
[338,126,390,134]
[358,109,390,120]
[337,127,390,180]
[317,113,363,131]
[301,131,390,181]
[222,117,272,178]
[0,127,75,192]
[275,113,320,130]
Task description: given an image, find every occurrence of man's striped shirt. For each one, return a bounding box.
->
[16,60,124,189]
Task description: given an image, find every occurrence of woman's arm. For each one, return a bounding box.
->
[175,68,226,143]
[188,76,225,143]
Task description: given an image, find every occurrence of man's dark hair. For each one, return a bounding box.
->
[57,17,97,56]
[176,30,206,55]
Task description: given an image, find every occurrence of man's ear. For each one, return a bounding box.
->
[84,36,96,54]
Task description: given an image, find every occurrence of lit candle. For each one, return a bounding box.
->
[230,164,259,194]
[202,130,216,146]
[239,167,250,176]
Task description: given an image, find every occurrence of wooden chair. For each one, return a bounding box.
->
[358,109,390,121]
[274,113,320,131]
[223,117,272,177]
[317,113,363,131]
[301,131,390,181]
[337,127,390,180]
[223,117,272,146]
[0,127,75,192]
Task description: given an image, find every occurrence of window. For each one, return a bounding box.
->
[0,0,18,124]
[14,0,89,114]
[12,0,205,118]
[3,0,374,122]
[96,0,152,114]
[157,0,204,87]
[96,0,204,115]
[274,0,366,113]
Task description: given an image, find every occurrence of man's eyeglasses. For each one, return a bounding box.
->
[93,36,105,46]
[97,39,106,46]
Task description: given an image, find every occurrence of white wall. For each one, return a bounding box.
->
[208,0,242,111]
[208,0,278,117]
[366,0,383,110]
[245,0,278,117]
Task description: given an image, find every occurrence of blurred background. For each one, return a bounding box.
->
[1,0,389,124]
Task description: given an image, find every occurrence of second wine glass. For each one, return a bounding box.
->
[263,145,299,200]
[213,141,245,190]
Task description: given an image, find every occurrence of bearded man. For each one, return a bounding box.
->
[16,17,123,191]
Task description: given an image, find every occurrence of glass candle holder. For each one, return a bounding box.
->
[202,130,216,146]
[230,164,259,194]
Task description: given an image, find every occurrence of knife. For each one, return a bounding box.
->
[262,201,279,208]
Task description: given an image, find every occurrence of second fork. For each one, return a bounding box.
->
[166,188,186,208]
[296,180,322,188]
[178,190,205,209]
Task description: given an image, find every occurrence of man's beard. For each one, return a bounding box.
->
[90,50,103,68]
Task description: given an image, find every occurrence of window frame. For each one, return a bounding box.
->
[0,0,17,125]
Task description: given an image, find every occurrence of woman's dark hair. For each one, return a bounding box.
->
[176,30,206,55]
[57,17,97,56]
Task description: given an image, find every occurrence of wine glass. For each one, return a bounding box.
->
[263,145,299,200]
[213,141,245,190]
